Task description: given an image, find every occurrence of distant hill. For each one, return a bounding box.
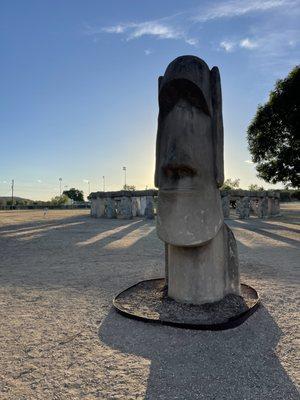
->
[0,196,35,206]
[0,196,33,202]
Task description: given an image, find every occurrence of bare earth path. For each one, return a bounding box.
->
[0,205,299,399]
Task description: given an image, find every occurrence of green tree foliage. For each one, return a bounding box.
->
[248,184,265,191]
[62,188,84,202]
[247,66,300,188]
[221,178,240,191]
[51,195,69,205]
[123,184,136,191]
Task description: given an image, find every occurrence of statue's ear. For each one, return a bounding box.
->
[155,76,164,188]
[210,66,224,187]
[158,76,163,91]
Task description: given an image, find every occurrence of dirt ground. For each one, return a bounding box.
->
[0,205,299,399]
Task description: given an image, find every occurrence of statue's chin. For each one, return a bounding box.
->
[157,188,224,247]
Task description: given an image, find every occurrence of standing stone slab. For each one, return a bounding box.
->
[131,197,140,217]
[105,198,116,218]
[236,196,250,219]
[257,197,268,218]
[90,199,97,217]
[140,196,147,216]
[144,196,155,219]
[116,196,133,219]
[221,193,230,218]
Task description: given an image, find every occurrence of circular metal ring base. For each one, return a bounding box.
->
[113,278,260,331]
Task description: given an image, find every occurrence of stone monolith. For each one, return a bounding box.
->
[155,56,240,304]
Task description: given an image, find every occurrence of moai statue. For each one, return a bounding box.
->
[155,56,240,305]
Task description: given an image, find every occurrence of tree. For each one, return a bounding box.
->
[247,66,300,188]
[221,178,240,191]
[123,184,136,191]
[248,184,264,191]
[62,188,84,202]
[51,195,69,206]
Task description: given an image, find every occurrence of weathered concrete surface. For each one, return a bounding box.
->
[257,197,269,218]
[236,196,250,219]
[116,197,132,220]
[0,206,299,399]
[155,56,239,304]
[106,198,116,219]
[155,57,225,246]
[221,193,230,218]
[132,197,141,217]
[168,223,240,304]
[90,190,280,220]
[144,197,155,220]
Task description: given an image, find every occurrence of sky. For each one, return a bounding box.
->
[1,0,299,200]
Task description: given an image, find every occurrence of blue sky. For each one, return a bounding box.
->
[1,0,299,200]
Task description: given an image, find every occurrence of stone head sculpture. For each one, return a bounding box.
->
[155,56,224,247]
[155,56,240,304]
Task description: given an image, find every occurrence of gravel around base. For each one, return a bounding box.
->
[0,205,299,399]
[114,279,259,325]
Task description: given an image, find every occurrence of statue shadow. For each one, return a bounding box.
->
[99,305,299,400]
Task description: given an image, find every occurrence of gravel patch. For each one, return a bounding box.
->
[114,279,259,326]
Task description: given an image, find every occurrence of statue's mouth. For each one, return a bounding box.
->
[159,188,198,193]
[162,163,197,180]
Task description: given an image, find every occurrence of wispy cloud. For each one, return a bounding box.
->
[219,29,299,75]
[220,37,259,52]
[185,38,199,46]
[220,40,236,52]
[193,0,295,22]
[102,25,126,34]
[94,19,197,45]
[240,38,258,49]
[85,0,299,61]
[128,22,181,40]
[144,49,152,56]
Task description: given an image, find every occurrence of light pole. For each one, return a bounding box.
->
[11,179,14,209]
[102,176,105,192]
[59,177,62,196]
[122,166,126,188]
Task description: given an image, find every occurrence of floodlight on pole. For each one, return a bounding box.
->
[103,176,105,192]
[122,166,126,188]
[59,178,62,195]
[11,179,14,209]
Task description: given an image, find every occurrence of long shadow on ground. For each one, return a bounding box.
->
[99,306,299,400]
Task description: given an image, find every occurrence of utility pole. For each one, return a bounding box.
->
[122,166,127,188]
[102,176,105,192]
[11,179,14,209]
[59,177,62,196]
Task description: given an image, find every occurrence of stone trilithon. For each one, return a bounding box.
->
[155,55,240,305]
